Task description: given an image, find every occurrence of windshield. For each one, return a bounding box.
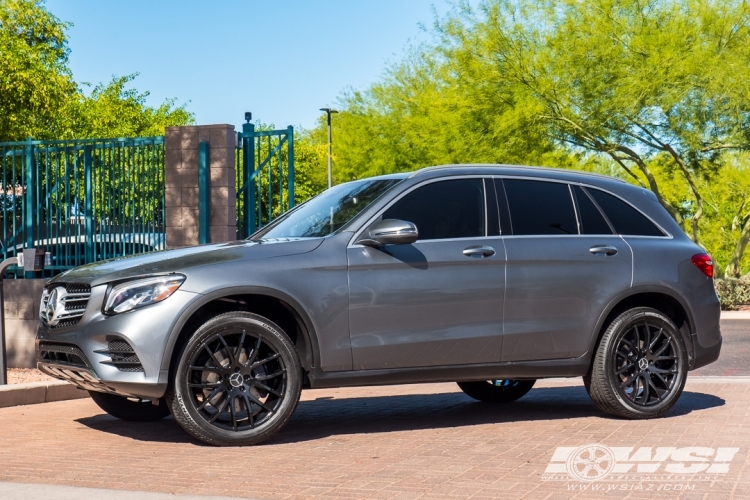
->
[255,178,404,239]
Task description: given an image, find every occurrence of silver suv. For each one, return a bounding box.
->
[36,165,722,446]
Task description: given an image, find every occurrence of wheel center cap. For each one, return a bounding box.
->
[229,372,244,388]
[638,358,649,370]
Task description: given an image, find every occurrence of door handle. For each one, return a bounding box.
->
[589,245,618,256]
[463,245,496,258]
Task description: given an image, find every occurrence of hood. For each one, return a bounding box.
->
[51,238,324,288]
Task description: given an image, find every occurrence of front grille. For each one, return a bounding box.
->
[39,342,92,368]
[94,339,144,372]
[40,283,91,329]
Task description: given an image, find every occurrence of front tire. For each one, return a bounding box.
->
[457,379,536,403]
[89,391,170,422]
[588,307,688,419]
[168,312,302,446]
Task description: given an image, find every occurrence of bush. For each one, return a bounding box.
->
[714,277,750,310]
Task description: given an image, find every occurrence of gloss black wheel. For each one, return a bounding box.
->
[168,312,302,446]
[588,307,687,419]
[457,379,536,403]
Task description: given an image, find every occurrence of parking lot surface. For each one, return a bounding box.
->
[0,376,748,500]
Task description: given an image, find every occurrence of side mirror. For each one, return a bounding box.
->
[357,219,419,246]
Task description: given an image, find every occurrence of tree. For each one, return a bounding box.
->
[0,0,193,142]
[438,0,750,250]
[62,74,193,139]
[0,0,77,141]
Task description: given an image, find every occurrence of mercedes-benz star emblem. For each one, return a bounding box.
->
[229,373,244,388]
[638,357,649,370]
[45,287,68,326]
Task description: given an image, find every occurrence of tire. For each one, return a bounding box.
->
[89,391,170,422]
[167,312,302,446]
[457,379,536,403]
[588,307,688,419]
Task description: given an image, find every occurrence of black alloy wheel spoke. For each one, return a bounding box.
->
[255,382,283,397]
[228,395,238,431]
[613,321,681,407]
[204,345,226,372]
[641,374,650,402]
[235,330,247,360]
[245,335,263,367]
[188,382,221,389]
[209,398,230,423]
[615,363,635,375]
[247,392,274,413]
[648,328,663,350]
[254,368,286,381]
[242,394,255,428]
[187,329,286,432]
[190,365,223,374]
[249,353,281,371]
[218,334,236,365]
[196,386,224,411]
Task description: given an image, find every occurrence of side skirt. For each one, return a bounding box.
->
[308,356,590,389]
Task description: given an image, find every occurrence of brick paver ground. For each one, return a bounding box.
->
[0,378,748,499]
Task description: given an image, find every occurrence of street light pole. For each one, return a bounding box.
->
[319,108,338,189]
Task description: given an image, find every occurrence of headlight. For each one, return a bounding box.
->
[104,275,186,315]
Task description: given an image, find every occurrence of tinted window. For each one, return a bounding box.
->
[382,179,485,240]
[573,186,613,235]
[503,179,578,235]
[586,188,665,236]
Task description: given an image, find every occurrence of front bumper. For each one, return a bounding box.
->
[36,286,200,399]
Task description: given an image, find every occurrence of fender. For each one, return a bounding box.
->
[157,285,322,379]
[586,284,697,364]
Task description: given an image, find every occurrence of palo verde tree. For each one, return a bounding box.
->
[438,0,750,253]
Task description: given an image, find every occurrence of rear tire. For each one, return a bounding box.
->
[457,379,536,403]
[89,391,170,422]
[588,307,688,419]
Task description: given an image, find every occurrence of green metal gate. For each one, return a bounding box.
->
[236,117,295,239]
[0,137,165,277]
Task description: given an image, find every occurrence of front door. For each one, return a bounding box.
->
[347,178,506,370]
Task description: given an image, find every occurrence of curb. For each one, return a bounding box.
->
[0,381,89,409]
[720,310,750,319]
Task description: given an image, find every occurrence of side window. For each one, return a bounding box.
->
[586,188,665,236]
[573,186,613,235]
[382,179,485,240]
[502,179,578,235]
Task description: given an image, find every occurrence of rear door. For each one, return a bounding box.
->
[499,178,633,361]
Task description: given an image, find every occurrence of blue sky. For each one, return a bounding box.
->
[48,1,460,132]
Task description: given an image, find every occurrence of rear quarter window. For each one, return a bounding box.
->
[586,187,665,237]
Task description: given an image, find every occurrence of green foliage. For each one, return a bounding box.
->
[62,75,194,139]
[714,276,750,310]
[0,0,193,143]
[0,0,77,140]
[299,0,750,276]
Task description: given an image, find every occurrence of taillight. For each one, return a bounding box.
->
[691,253,714,278]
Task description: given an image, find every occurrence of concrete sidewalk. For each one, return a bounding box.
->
[0,380,87,408]
[0,482,248,500]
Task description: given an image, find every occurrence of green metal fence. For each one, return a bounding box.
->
[236,120,295,238]
[1,137,165,277]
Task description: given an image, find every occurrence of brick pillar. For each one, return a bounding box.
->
[165,125,237,248]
